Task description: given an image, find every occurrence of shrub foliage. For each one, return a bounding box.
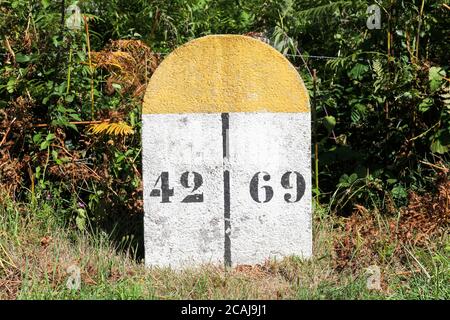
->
[0,1,448,237]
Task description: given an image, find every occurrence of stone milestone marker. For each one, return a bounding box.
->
[142,35,311,269]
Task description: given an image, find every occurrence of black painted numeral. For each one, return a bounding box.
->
[249,171,305,203]
[150,172,174,203]
[249,172,274,203]
[150,171,204,203]
[281,171,306,203]
[180,171,204,203]
[150,170,305,204]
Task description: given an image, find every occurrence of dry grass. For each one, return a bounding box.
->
[0,190,448,300]
[334,176,449,272]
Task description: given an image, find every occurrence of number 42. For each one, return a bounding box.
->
[150,171,203,203]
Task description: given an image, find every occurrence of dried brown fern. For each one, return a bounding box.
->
[91,40,160,99]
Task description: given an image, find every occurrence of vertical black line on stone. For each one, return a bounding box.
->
[221,113,231,267]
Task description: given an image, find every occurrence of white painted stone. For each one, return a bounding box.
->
[143,113,224,268]
[143,112,312,268]
[228,112,312,265]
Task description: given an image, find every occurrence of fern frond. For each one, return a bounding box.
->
[373,60,383,79]
[89,122,109,134]
[441,85,450,114]
[326,56,349,70]
[108,122,134,136]
[88,121,134,136]
[297,1,355,20]
[372,59,385,92]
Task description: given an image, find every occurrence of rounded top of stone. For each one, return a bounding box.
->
[143,34,309,114]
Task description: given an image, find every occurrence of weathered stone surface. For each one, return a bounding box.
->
[143,35,309,114]
[143,35,311,269]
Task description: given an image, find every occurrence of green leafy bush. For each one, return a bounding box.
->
[0,0,448,236]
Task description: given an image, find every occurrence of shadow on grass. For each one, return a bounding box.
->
[90,201,145,262]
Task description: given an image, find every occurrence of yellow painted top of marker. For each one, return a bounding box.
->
[143,35,309,114]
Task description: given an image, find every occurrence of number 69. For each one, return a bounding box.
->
[249,171,305,203]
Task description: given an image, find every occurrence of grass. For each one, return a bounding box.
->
[0,193,448,300]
